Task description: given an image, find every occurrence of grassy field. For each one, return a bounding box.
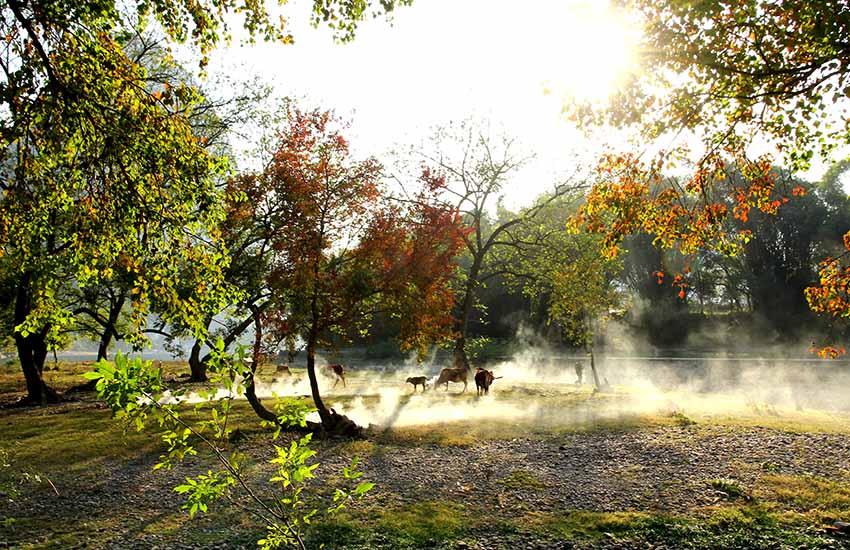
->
[2,359,850,549]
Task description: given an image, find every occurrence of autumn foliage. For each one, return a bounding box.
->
[571,149,789,260]
[229,106,466,429]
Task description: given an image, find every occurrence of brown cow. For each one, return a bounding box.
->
[271,364,292,383]
[435,367,468,392]
[406,376,428,393]
[325,363,346,388]
[474,368,502,395]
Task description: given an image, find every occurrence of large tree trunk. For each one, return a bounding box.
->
[186,314,213,382]
[96,336,110,362]
[453,256,482,371]
[14,273,59,405]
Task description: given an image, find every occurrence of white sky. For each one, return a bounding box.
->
[200,0,641,209]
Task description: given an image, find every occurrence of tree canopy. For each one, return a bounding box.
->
[576,0,850,171]
[0,0,418,402]
[569,0,850,347]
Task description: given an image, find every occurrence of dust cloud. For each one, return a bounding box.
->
[162,333,850,430]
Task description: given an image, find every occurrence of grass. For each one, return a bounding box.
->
[515,505,838,549]
[0,403,160,473]
[307,502,468,549]
[496,469,546,491]
[709,478,753,501]
[757,474,850,517]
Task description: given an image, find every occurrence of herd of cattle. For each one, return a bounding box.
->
[272,363,502,395]
[275,363,502,395]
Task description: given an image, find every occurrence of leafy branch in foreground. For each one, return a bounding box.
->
[86,347,374,549]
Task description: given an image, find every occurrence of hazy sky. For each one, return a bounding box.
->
[202,0,641,208]
[200,0,845,200]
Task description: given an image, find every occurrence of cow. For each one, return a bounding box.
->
[405,376,428,393]
[474,368,502,395]
[271,364,292,383]
[325,363,346,388]
[435,367,468,392]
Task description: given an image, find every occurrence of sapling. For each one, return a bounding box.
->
[86,342,373,549]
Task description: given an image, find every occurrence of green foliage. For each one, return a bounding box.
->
[174,470,237,518]
[576,1,850,171]
[463,336,491,362]
[497,192,622,347]
[263,400,317,439]
[310,0,414,43]
[84,352,163,414]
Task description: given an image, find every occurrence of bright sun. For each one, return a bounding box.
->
[537,1,641,102]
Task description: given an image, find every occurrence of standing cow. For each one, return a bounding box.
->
[435,367,468,392]
[406,376,428,393]
[474,368,502,395]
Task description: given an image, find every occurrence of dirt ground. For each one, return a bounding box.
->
[2,363,850,549]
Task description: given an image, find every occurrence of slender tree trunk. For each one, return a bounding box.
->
[589,345,601,389]
[453,256,482,371]
[188,339,206,382]
[304,323,358,435]
[198,308,261,373]
[14,273,59,405]
[241,306,276,421]
[305,330,330,425]
[96,290,126,362]
[587,317,602,390]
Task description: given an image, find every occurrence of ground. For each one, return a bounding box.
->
[1,359,850,549]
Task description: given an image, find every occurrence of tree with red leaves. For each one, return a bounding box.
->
[233,106,465,434]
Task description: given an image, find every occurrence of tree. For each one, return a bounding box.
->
[0,0,416,403]
[0,15,231,403]
[577,0,850,172]
[499,192,622,388]
[571,0,850,330]
[232,107,465,433]
[414,121,585,370]
[619,233,691,347]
